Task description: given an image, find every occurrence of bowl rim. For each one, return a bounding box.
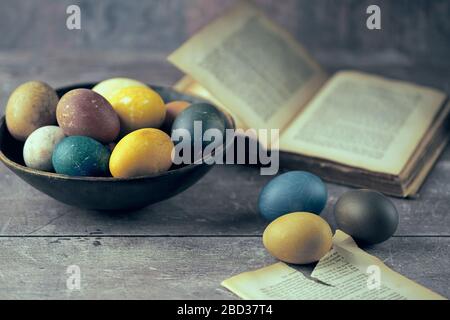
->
[0,83,236,182]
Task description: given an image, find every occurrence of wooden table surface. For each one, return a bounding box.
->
[0,52,449,299]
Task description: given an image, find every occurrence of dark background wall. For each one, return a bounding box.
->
[1,0,449,64]
[0,0,449,110]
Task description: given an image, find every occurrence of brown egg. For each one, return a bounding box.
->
[5,81,59,141]
[57,89,120,143]
[161,100,191,132]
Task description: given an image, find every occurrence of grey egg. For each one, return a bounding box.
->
[334,189,399,244]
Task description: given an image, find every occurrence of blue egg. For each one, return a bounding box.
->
[258,171,327,221]
[52,136,111,177]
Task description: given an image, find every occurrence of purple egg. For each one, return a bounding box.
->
[57,89,120,143]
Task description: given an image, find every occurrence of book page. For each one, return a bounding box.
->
[221,231,446,300]
[327,231,446,300]
[173,75,247,130]
[222,262,339,300]
[168,1,327,133]
[280,71,446,174]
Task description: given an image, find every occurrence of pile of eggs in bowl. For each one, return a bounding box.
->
[5,78,399,265]
[5,78,226,178]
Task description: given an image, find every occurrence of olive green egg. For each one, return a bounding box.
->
[6,81,59,141]
[171,103,226,146]
[171,103,226,161]
[334,189,399,245]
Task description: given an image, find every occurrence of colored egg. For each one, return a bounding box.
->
[263,212,333,264]
[161,100,191,132]
[258,171,327,221]
[92,77,147,103]
[109,128,174,178]
[56,89,120,143]
[171,102,226,152]
[6,81,59,141]
[23,126,65,171]
[109,86,166,135]
[334,189,398,245]
[52,136,111,177]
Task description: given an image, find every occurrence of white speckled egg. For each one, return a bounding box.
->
[23,126,65,171]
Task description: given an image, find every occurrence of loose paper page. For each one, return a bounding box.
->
[221,231,446,300]
[222,262,338,300]
[280,71,446,174]
[328,231,446,300]
[168,1,327,133]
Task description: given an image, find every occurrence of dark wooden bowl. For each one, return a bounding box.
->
[0,83,235,211]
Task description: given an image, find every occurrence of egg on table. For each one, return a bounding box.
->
[92,77,147,103]
[108,86,166,135]
[334,189,399,245]
[263,212,333,264]
[56,88,120,143]
[109,128,174,178]
[52,136,111,177]
[23,126,65,171]
[258,171,328,221]
[6,81,59,141]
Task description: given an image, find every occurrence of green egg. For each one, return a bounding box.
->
[52,136,111,177]
[171,103,226,160]
[334,189,399,245]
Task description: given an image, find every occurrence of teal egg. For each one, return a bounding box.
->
[52,136,111,177]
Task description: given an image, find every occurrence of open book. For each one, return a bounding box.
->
[168,1,450,197]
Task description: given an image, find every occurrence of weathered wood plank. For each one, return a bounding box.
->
[0,56,449,236]
[0,51,449,113]
[1,0,449,65]
[1,153,449,236]
[0,236,447,299]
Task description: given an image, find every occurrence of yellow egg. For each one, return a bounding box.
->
[92,78,147,103]
[109,86,166,135]
[110,128,174,178]
[263,212,333,264]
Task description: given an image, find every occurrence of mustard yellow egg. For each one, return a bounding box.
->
[263,212,333,264]
[109,86,166,135]
[109,128,174,178]
[92,78,147,103]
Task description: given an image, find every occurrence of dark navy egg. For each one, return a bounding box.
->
[258,171,328,221]
[52,136,111,177]
[334,189,399,245]
[171,102,226,151]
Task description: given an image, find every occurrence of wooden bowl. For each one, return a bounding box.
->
[0,83,234,211]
